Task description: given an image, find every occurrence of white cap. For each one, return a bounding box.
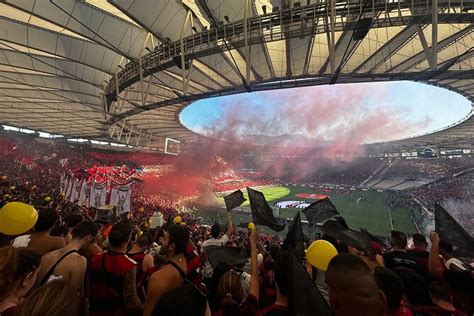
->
[445,258,468,271]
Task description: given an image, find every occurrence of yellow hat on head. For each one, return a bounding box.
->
[1,176,7,180]
[9,186,15,191]
[44,196,51,202]
[173,216,182,224]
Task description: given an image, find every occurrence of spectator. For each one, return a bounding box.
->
[202,212,234,279]
[374,267,413,316]
[258,251,289,316]
[144,224,190,316]
[37,220,99,297]
[214,229,259,316]
[127,233,154,273]
[382,231,419,273]
[89,221,143,316]
[395,267,432,308]
[49,224,72,244]
[428,232,473,313]
[0,246,41,316]
[16,279,82,316]
[63,213,84,233]
[13,209,66,255]
[407,233,429,268]
[325,253,386,316]
[407,233,432,281]
[427,282,468,316]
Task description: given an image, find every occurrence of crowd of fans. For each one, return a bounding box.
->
[0,183,473,315]
[382,159,474,180]
[1,131,474,315]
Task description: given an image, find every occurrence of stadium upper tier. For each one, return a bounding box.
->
[0,0,473,152]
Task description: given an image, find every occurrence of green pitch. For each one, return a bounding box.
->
[212,185,417,237]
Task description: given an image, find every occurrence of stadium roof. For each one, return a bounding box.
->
[0,0,473,151]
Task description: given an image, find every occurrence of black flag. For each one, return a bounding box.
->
[205,246,248,268]
[288,249,332,316]
[321,219,374,256]
[247,187,285,232]
[435,203,474,251]
[224,189,246,211]
[302,198,339,226]
[282,211,306,261]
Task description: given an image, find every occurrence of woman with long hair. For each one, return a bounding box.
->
[16,279,82,316]
[214,229,259,316]
[0,246,41,316]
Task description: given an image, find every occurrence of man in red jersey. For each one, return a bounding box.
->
[89,221,143,316]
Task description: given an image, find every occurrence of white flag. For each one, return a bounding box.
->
[110,183,132,215]
[69,178,82,202]
[78,180,91,207]
[90,182,107,208]
[60,174,67,194]
[59,158,68,167]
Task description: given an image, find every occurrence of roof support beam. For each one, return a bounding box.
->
[181,10,194,96]
[243,0,252,82]
[432,0,439,70]
[417,25,437,70]
[352,24,420,73]
[390,25,474,73]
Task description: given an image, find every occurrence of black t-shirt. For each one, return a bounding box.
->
[383,250,418,271]
[406,249,429,268]
[383,250,432,280]
[406,249,433,281]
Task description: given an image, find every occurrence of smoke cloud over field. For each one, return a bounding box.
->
[152,84,434,200]
[199,84,431,150]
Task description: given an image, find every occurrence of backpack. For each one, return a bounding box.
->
[152,261,208,316]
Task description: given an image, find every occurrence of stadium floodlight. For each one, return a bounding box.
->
[164,138,180,155]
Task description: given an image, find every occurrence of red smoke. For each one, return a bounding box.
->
[200,83,431,148]
[144,84,432,200]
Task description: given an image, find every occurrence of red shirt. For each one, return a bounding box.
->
[185,242,201,285]
[89,252,137,316]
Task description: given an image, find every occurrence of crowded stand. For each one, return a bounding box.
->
[0,130,473,316]
[0,179,473,315]
[381,158,474,180]
[411,177,469,208]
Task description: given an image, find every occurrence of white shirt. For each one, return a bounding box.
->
[201,234,230,253]
[12,235,31,248]
[201,234,230,278]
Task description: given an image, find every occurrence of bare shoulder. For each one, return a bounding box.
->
[66,252,87,265]
[47,235,66,249]
[150,265,178,284]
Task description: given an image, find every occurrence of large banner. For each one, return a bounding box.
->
[69,178,82,202]
[110,183,132,215]
[90,182,107,208]
[78,181,91,207]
